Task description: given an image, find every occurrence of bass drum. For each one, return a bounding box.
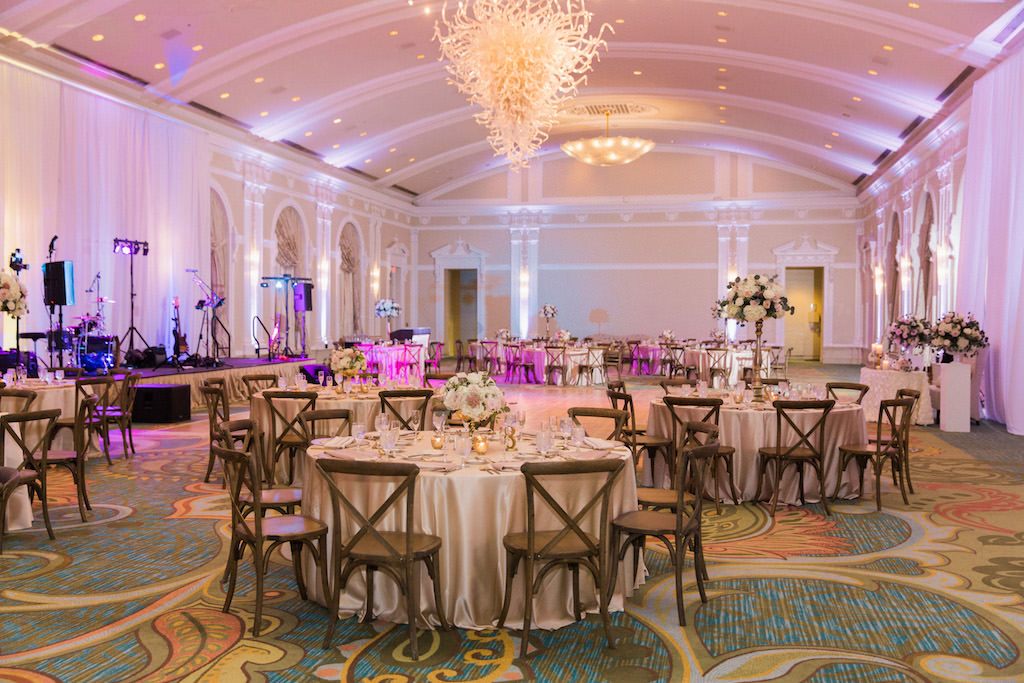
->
[80,352,114,372]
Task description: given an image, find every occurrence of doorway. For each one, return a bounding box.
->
[444,269,478,343]
[785,267,823,360]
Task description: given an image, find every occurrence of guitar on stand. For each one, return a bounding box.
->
[156,298,187,371]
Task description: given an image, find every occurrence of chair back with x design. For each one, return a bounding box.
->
[299,409,353,440]
[521,459,624,560]
[2,409,60,470]
[264,390,318,442]
[75,377,115,411]
[567,407,628,441]
[826,382,870,405]
[378,389,434,430]
[772,399,835,458]
[0,388,37,414]
[670,443,718,534]
[241,374,278,399]
[544,345,567,380]
[605,389,639,435]
[878,397,915,457]
[213,444,267,536]
[200,384,230,442]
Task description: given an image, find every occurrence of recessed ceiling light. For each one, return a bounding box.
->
[719,119,726,124]
[416,54,425,59]
[825,143,833,148]
[360,131,367,136]
[719,106,727,110]
[305,131,313,137]
[409,0,414,4]
[260,111,269,117]
[867,69,878,76]
[908,2,920,8]
[332,143,340,148]
[424,6,430,14]
[633,70,642,76]
[192,44,203,52]
[852,96,862,102]
[717,85,727,90]
[408,157,415,162]
[133,14,146,22]
[717,67,727,72]
[717,37,728,43]
[154,62,165,70]
[389,30,399,36]
[831,131,840,137]
[219,92,230,99]
[389,147,397,152]
[292,96,301,102]
[254,76,265,83]
[385,168,392,173]
[615,18,625,24]
[882,44,894,51]
[717,10,728,16]
[365,158,372,163]
[91,34,104,42]
[333,118,342,124]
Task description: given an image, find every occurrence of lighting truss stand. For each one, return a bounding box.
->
[114,238,150,362]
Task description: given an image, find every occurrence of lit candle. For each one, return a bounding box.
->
[881,357,890,370]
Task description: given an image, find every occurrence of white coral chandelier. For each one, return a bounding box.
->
[434,0,610,170]
[561,110,655,166]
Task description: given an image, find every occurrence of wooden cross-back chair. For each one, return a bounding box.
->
[659,378,697,395]
[216,418,302,517]
[835,397,915,511]
[0,409,60,552]
[241,373,278,399]
[314,458,448,660]
[0,388,37,414]
[826,382,870,405]
[262,390,318,486]
[44,395,100,523]
[423,372,455,388]
[706,348,732,388]
[544,345,568,385]
[53,377,115,464]
[497,458,624,659]
[610,441,718,626]
[200,382,231,484]
[298,408,353,440]
[97,372,142,460]
[214,444,328,637]
[378,389,434,431]
[605,389,672,478]
[566,407,628,441]
[661,397,740,511]
[756,399,836,517]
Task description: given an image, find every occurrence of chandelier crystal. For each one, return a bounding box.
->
[561,111,655,166]
[434,0,610,170]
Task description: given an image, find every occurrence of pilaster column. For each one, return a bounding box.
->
[410,227,419,327]
[508,210,540,338]
[936,161,955,315]
[900,188,915,317]
[243,161,269,352]
[315,184,334,345]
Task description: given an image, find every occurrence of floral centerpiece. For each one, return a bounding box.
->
[715,274,794,323]
[539,303,558,337]
[0,271,28,318]
[932,312,989,358]
[375,298,401,319]
[329,346,367,378]
[554,329,571,344]
[496,328,512,342]
[887,315,931,353]
[442,372,509,431]
[660,329,676,343]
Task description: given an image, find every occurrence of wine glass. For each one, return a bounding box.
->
[55,369,65,383]
[352,422,366,440]
[516,409,526,433]
[558,417,573,444]
[408,409,421,431]
[380,427,399,458]
[317,371,326,387]
[432,409,447,432]
[571,424,586,455]
[454,432,472,468]
[743,388,753,404]
[374,413,389,433]
[277,376,287,389]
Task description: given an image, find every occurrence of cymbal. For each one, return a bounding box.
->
[74,314,102,322]
[95,297,117,304]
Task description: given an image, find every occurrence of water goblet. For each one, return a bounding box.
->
[743,388,753,404]
[558,417,573,444]
[408,409,421,431]
[380,427,399,458]
[277,376,287,389]
[432,409,447,432]
[55,369,65,383]
[536,429,553,457]
[571,425,586,455]
[352,422,366,440]
[374,413,389,433]
[454,432,472,468]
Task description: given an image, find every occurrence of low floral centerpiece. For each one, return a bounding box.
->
[715,274,794,401]
[442,372,509,432]
[660,329,676,343]
[329,346,367,379]
[0,271,28,318]
[932,312,988,358]
[888,315,931,353]
[554,329,572,344]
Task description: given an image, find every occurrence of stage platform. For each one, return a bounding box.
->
[126,357,318,409]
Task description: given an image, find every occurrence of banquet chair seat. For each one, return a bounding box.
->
[42,395,100,523]
[315,459,449,660]
[497,459,623,658]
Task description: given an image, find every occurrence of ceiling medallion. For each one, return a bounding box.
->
[561,111,655,166]
[434,0,610,170]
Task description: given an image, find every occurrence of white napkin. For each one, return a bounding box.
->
[583,436,619,449]
[319,436,356,449]
[413,460,461,472]
[493,460,526,471]
[566,449,611,461]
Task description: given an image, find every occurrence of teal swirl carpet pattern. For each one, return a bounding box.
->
[2,420,1024,682]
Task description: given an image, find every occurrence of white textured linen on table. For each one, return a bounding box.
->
[859,367,934,426]
[299,434,639,631]
[646,400,868,505]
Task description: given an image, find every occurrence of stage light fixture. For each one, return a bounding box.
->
[113,238,149,256]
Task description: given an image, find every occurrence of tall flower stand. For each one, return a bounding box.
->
[750,319,766,403]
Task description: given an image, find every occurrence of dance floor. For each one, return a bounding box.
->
[2,364,1023,681]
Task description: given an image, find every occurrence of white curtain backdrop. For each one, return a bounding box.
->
[0,58,209,362]
[956,47,1024,434]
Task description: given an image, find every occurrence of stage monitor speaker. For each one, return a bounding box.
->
[293,281,314,312]
[133,384,191,423]
[41,261,75,307]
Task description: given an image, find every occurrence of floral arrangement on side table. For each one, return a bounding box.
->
[0,271,28,318]
[715,274,794,323]
[329,346,368,378]
[888,315,931,352]
[931,312,989,358]
[554,329,572,344]
[442,372,509,431]
[374,298,401,319]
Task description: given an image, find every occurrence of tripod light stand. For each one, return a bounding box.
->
[114,238,150,357]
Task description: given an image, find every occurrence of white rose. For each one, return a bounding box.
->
[957,337,968,349]
[727,304,742,318]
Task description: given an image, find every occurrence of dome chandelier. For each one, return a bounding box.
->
[561,110,655,166]
[434,0,611,171]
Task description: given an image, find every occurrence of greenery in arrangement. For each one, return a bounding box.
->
[715,274,794,323]
[932,312,989,357]
[441,372,508,428]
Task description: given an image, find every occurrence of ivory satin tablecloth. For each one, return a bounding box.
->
[646,398,868,505]
[299,435,639,631]
[858,367,934,426]
[471,343,605,385]
[2,382,77,532]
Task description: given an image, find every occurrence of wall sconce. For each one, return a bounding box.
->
[874,266,884,296]
[371,264,380,296]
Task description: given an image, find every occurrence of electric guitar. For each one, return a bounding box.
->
[172,297,189,356]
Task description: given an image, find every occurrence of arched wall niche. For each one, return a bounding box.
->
[338,220,365,336]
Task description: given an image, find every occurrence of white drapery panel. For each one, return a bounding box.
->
[0,58,209,358]
[956,48,1024,434]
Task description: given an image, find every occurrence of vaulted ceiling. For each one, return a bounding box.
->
[2,0,1022,199]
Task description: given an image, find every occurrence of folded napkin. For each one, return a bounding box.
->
[316,436,356,449]
[319,448,372,461]
[566,449,611,461]
[493,460,526,471]
[411,460,461,472]
[583,436,620,450]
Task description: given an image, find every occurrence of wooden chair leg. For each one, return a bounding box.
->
[520,556,535,659]
[406,560,420,661]
[252,547,265,636]
[425,554,450,630]
[497,552,518,627]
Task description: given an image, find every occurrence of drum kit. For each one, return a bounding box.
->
[52,295,116,371]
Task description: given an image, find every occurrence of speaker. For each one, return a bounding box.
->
[139,346,167,368]
[133,383,191,423]
[293,281,314,312]
[41,261,75,307]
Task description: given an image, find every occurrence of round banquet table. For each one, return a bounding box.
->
[249,387,438,480]
[299,433,640,631]
[2,380,77,532]
[471,342,606,385]
[646,397,869,505]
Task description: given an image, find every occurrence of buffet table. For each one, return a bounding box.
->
[859,367,934,426]
[646,397,868,504]
[299,432,639,630]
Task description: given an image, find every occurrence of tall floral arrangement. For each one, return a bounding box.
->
[540,303,558,319]
[931,312,988,358]
[887,315,931,352]
[715,274,794,322]
[0,271,28,318]
[375,298,401,319]
[329,347,367,378]
[442,372,509,429]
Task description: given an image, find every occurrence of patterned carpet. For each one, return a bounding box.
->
[2,379,1024,682]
